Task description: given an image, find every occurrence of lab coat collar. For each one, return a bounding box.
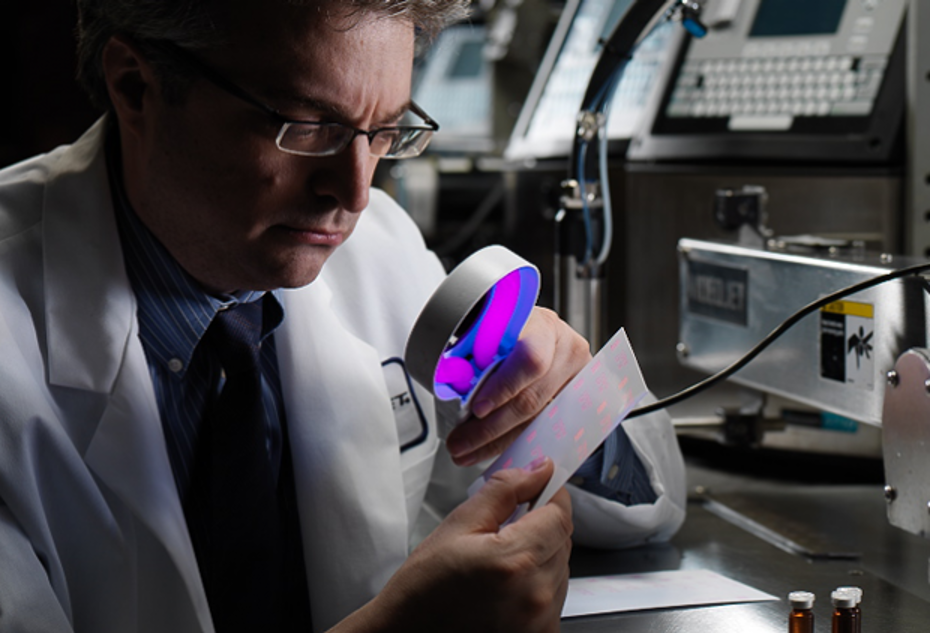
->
[43,116,134,394]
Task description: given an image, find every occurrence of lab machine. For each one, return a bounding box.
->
[501,1,930,629]
[606,0,911,457]
[510,0,930,627]
[629,0,906,164]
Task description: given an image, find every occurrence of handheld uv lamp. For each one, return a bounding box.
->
[405,246,540,436]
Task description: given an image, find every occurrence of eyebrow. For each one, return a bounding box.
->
[265,90,413,126]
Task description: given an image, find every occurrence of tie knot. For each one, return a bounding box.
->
[206,299,264,375]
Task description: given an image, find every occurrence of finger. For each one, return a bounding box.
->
[448,311,590,460]
[498,485,574,564]
[469,308,559,420]
[446,414,531,466]
[446,372,553,461]
[456,458,556,528]
[548,484,572,512]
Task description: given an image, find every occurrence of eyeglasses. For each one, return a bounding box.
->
[150,41,439,159]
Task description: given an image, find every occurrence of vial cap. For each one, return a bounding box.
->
[832,589,857,608]
[788,591,815,609]
[835,586,862,604]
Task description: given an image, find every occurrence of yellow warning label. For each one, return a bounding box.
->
[820,300,874,319]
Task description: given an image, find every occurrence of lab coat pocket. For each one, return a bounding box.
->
[382,357,439,529]
[381,357,430,452]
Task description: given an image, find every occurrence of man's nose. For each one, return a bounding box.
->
[319,135,376,213]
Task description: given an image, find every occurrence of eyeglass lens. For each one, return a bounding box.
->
[277,123,434,158]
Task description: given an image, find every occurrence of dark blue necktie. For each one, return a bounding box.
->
[187,299,311,631]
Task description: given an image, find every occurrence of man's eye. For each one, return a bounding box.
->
[289,125,321,139]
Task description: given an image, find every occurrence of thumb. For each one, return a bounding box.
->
[461,458,555,528]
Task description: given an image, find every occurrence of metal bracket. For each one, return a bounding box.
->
[882,348,930,538]
[575,110,605,143]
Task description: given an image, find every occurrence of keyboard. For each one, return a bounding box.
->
[665,55,887,130]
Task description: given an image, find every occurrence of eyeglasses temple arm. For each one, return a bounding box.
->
[409,101,440,131]
[149,40,287,122]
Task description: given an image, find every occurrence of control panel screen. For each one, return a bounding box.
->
[505,0,678,160]
[749,0,847,37]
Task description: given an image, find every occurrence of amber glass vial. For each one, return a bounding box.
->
[788,591,815,633]
[832,589,859,633]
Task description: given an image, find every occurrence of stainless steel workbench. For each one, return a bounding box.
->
[564,445,930,632]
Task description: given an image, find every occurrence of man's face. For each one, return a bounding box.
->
[131,4,416,293]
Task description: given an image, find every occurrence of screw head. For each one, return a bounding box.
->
[676,342,690,358]
[887,370,900,387]
[884,485,897,502]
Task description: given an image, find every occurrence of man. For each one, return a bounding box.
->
[0,0,685,631]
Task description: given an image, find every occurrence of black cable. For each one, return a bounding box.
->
[628,259,930,419]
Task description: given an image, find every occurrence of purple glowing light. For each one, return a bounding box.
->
[473,270,520,370]
[435,356,475,394]
[434,266,538,400]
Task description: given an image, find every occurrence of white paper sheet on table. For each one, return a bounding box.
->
[468,328,648,521]
[562,569,778,618]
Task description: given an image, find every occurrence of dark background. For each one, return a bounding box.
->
[1,2,100,168]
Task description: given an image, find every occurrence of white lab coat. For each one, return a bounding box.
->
[0,119,685,632]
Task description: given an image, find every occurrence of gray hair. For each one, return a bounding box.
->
[76,0,470,110]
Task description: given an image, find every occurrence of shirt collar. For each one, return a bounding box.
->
[106,127,285,377]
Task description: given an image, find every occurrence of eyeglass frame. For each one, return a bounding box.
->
[146,40,440,159]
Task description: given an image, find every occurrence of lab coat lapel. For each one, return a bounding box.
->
[42,119,211,631]
[84,335,212,631]
[278,280,409,631]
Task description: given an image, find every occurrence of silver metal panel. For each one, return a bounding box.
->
[617,166,902,409]
[882,348,930,537]
[677,238,928,425]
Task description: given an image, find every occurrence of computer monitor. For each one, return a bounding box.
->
[628,0,906,164]
[505,0,680,161]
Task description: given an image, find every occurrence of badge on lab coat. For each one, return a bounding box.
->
[382,357,429,451]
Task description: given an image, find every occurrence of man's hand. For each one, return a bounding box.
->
[446,307,591,466]
[333,459,573,632]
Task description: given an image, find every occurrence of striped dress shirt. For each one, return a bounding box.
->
[107,141,287,500]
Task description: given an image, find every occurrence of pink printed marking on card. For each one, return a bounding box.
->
[615,351,629,368]
[575,441,588,461]
[579,392,592,410]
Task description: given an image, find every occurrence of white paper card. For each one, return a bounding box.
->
[468,328,648,520]
[563,569,779,618]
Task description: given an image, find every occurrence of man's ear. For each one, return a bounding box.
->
[101,35,159,140]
